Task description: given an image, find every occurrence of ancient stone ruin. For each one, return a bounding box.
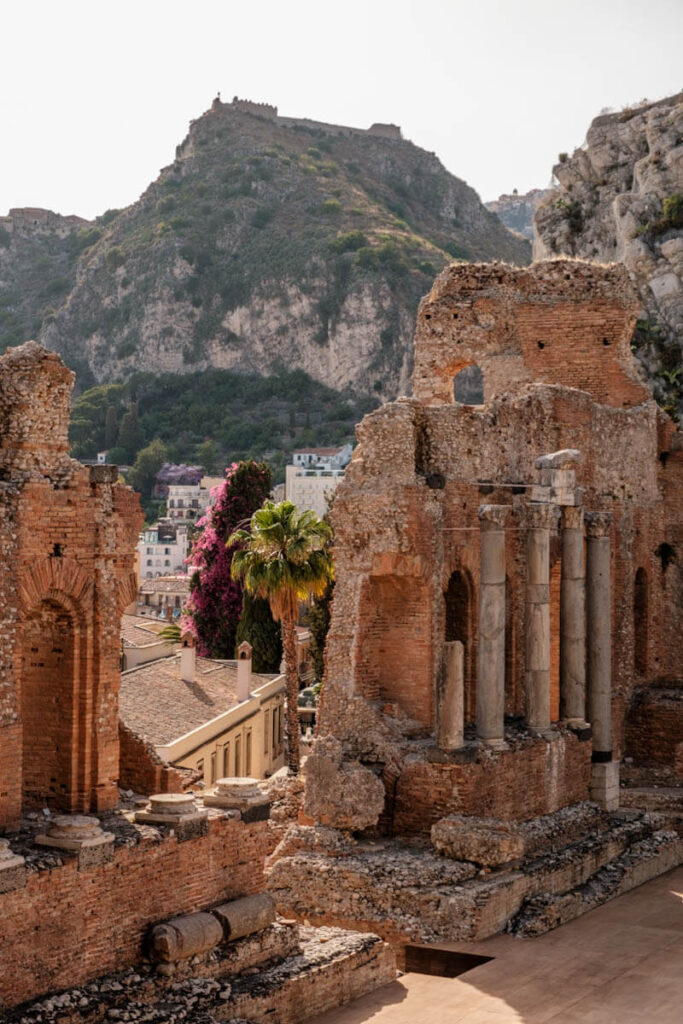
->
[0,342,142,826]
[0,343,394,1020]
[269,259,683,951]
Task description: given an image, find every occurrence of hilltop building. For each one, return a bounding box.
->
[137,518,189,580]
[285,444,352,517]
[167,474,223,523]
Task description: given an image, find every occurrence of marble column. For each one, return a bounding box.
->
[525,503,558,734]
[585,511,618,809]
[437,640,464,751]
[477,505,509,746]
[585,511,613,758]
[560,505,586,723]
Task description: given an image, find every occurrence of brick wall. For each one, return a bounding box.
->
[0,343,143,828]
[0,816,268,1008]
[393,731,592,833]
[118,723,187,795]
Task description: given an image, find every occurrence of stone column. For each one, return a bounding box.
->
[585,511,619,809]
[525,503,558,734]
[477,505,509,747]
[437,640,464,751]
[560,506,586,724]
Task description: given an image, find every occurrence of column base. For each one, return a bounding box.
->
[480,737,509,751]
[590,761,620,811]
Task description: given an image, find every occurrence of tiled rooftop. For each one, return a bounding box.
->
[119,655,277,747]
[138,576,191,594]
[120,614,169,648]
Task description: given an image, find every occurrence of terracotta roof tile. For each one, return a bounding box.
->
[119,655,277,747]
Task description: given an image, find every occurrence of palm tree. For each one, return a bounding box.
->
[229,500,333,774]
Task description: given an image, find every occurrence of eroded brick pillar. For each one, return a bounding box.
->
[560,505,586,723]
[525,503,559,734]
[477,505,509,747]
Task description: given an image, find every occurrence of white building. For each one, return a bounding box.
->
[285,444,353,518]
[137,520,189,581]
[167,475,224,523]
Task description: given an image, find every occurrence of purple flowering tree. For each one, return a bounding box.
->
[181,460,272,658]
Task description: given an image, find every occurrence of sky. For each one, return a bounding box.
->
[2,0,681,220]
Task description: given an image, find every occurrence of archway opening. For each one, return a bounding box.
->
[444,570,475,722]
[21,601,77,811]
[361,576,432,726]
[634,568,648,675]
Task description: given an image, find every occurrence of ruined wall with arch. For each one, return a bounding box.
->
[0,343,142,828]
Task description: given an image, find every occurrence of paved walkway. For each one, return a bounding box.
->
[311,866,683,1024]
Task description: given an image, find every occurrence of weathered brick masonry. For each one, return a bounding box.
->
[0,816,267,1007]
[316,259,682,831]
[268,259,682,949]
[0,342,143,827]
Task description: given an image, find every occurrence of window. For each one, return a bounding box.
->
[223,743,230,778]
[164,547,171,555]
[146,559,152,566]
[245,731,252,776]
[210,751,216,785]
[453,365,484,404]
[146,547,153,554]
[234,735,241,777]
[264,710,270,754]
[178,499,184,508]
[169,500,175,508]
[164,559,170,567]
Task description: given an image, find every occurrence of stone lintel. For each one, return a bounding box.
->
[535,449,582,471]
[585,511,612,538]
[478,504,510,529]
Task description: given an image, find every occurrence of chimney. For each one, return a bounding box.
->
[236,641,252,702]
[180,633,196,684]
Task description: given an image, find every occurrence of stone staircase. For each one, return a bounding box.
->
[268,804,683,950]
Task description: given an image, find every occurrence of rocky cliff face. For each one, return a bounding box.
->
[0,209,92,351]
[486,189,550,241]
[1,100,529,399]
[534,92,682,417]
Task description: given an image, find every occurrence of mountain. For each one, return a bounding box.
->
[534,92,682,418]
[2,97,530,402]
[485,189,550,241]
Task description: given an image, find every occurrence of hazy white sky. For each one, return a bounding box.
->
[2,0,681,220]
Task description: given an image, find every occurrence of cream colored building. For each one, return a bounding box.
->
[119,640,286,783]
[285,445,352,517]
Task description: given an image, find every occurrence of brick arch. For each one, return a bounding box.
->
[117,571,139,613]
[17,558,94,813]
[18,556,94,615]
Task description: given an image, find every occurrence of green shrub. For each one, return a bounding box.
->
[251,206,275,229]
[330,230,367,253]
[320,199,341,215]
[106,247,125,270]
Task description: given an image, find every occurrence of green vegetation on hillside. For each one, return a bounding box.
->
[69,366,377,482]
[3,103,528,400]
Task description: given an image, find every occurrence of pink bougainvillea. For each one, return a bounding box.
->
[181,461,272,658]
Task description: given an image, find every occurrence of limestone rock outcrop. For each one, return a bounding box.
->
[534,92,683,416]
